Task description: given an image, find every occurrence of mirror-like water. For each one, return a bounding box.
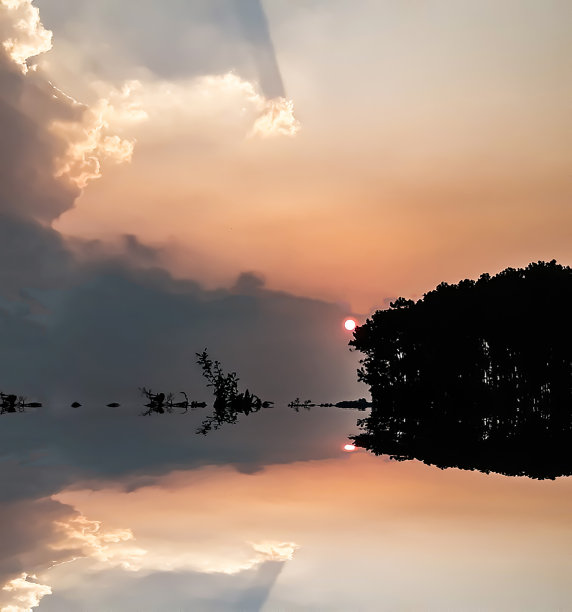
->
[1,403,571,611]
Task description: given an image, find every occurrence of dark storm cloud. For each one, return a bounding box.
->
[0,57,78,222]
[36,0,287,98]
[0,244,363,496]
[2,259,361,401]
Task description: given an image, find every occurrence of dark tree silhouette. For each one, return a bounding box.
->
[195,350,271,434]
[140,388,205,415]
[350,261,572,479]
[1,392,42,414]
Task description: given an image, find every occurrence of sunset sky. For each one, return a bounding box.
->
[7,0,571,311]
[0,2,571,609]
[1,0,568,400]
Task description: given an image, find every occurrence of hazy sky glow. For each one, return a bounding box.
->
[35,0,570,310]
[0,1,571,610]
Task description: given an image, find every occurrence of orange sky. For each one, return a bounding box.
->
[53,452,572,609]
[37,0,570,313]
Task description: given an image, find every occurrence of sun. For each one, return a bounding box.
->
[343,444,356,452]
[344,318,357,331]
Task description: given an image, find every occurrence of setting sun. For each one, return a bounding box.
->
[343,444,356,452]
[344,318,357,331]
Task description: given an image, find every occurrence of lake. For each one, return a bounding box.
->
[1,402,571,611]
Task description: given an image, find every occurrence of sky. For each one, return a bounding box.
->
[0,1,571,610]
[40,0,571,309]
[0,0,570,398]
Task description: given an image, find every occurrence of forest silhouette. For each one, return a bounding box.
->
[350,260,572,478]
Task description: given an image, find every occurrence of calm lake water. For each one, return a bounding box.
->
[1,403,571,611]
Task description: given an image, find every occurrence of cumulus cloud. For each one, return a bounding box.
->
[251,96,300,138]
[187,540,299,576]
[1,574,51,612]
[0,502,147,611]
[0,2,136,218]
[52,515,146,572]
[50,84,143,188]
[0,487,299,610]
[0,0,51,72]
[250,541,299,564]
[0,498,80,611]
[80,72,299,145]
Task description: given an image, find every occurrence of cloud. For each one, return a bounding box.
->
[0,484,299,610]
[0,0,51,72]
[250,96,299,138]
[50,87,140,188]
[51,515,146,572]
[0,499,147,611]
[0,498,77,610]
[35,0,289,99]
[1,574,51,612]
[38,562,289,612]
[0,2,135,218]
[250,541,298,564]
[0,67,77,223]
[80,72,299,144]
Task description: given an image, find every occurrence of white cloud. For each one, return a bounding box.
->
[92,72,299,140]
[0,503,146,611]
[1,0,299,193]
[192,540,299,575]
[52,514,147,571]
[49,71,300,189]
[50,91,141,188]
[251,97,300,138]
[1,574,51,612]
[0,0,52,72]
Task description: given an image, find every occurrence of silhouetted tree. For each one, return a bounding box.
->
[195,350,268,434]
[350,261,572,479]
[1,392,42,414]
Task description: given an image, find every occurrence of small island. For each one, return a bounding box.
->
[350,260,572,479]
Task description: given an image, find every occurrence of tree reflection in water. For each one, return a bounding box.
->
[350,261,572,479]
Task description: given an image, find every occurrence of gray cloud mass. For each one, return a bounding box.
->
[0,6,364,608]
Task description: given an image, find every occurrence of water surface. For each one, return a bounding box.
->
[1,403,571,611]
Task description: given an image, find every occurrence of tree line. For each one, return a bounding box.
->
[350,260,572,478]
